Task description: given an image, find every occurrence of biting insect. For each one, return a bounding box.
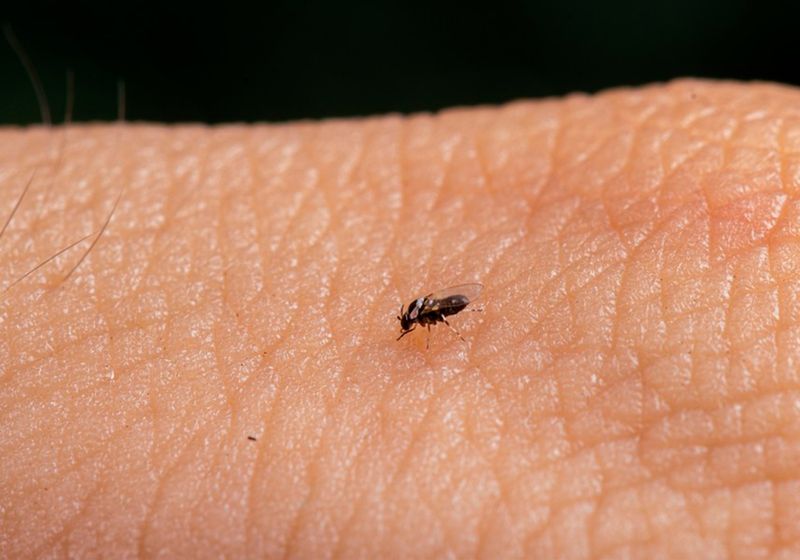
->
[397,283,483,348]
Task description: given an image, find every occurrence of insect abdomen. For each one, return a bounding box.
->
[438,294,470,316]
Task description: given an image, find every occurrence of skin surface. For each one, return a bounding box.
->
[2,79,800,558]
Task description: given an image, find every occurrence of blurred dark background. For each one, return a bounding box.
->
[0,0,796,124]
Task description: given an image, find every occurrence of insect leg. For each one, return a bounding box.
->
[426,325,431,350]
[440,315,466,342]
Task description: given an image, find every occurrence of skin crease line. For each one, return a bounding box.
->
[5,31,800,559]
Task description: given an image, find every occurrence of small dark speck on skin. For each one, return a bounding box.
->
[248,436,257,441]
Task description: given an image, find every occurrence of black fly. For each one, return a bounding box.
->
[397,283,483,348]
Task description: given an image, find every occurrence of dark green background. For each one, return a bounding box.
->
[0,0,794,124]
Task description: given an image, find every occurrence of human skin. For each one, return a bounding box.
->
[2,79,800,558]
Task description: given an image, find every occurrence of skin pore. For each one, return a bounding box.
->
[2,79,800,558]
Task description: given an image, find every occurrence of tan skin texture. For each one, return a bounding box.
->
[2,80,800,558]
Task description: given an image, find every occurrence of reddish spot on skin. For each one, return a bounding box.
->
[711,192,787,260]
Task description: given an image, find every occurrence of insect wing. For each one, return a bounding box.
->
[423,283,483,312]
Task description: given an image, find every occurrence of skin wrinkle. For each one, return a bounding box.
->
[0,356,189,504]
[381,374,442,507]
[216,148,286,511]
[63,472,123,557]
[1,342,134,456]
[616,89,764,548]
[204,384,267,549]
[239,130,273,320]
[8,382,152,503]
[6,80,800,557]
[299,206,392,556]
[394,117,444,283]
[138,406,231,555]
[276,387,321,556]
[416,433,459,555]
[378,382,417,551]
[242,369,271,553]
[450,371,500,554]
[110,129,211,317]
[281,360,336,557]
[13,421,124,554]
[5,398,91,496]
[245,368,285,555]
[189,420,244,555]
[428,127,463,227]
[382,120,407,286]
[1,357,139,501]
[308,129,349,327]
[342,403,393,553]
[271,139,318,260]
[358,133,410,323]
[387,379,462,548]
[212,156,240,431]
[327,417,379,558]
[29,470,104,558]
[343,376,394,557]
[777,119,797,197]
[0,305,94,388]
[137,262,233,557]
[272,131,360,557]
[241,132,273,354]
[768,211,791,332]
[245,152,300,352]
[256,358,315,555]
[250,365,305,560]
